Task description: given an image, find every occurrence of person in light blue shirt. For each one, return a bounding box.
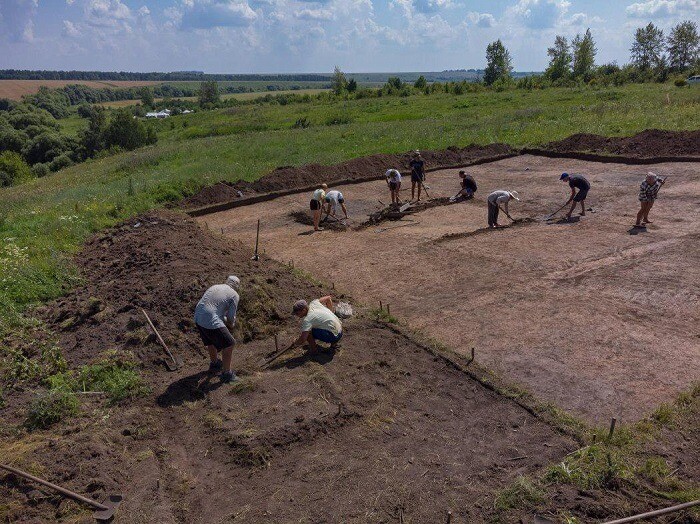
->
[194,276,240,383]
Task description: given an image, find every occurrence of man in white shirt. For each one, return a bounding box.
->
[309,183,328,231]
[290,296,343,352]
[324,189,348,220]
[487,190,520,228]
[385,169,402,204]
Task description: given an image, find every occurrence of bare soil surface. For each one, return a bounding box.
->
[0,211,578,523]
[0,80,161,100]
[200,155,700,424]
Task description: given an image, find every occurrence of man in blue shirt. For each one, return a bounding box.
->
[409,151,426,202]
[194,276,240,383]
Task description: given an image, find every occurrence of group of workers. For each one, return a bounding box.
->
[309,183,348,231]
[194,275,343,383]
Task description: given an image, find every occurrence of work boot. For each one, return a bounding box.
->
[208,359,223,372]
[221,371,239,384]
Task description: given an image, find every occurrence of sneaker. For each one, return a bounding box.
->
[221,371,239,384]
[208,359,223,372]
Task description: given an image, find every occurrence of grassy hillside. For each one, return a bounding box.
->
[1,83,699,337]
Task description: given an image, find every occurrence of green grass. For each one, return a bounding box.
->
[1,83,699,342]
[25,389,79,430]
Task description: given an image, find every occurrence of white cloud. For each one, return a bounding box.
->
[625,0,699,18]
[509,0,571,29]
[138,6,150,16]
[0,0,39,43]
[180,0,258,29]
[295,8,334,20]
[413,0,453,14]
[467,11,496,28]
[62,19,81,37]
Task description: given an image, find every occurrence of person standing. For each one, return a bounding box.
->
[385,168,402,204]
[194,276,241,384]
[560,173,590,219]
[636,172,666,227]
[409,151,426,202]
[309,183,328,231]
[487,190,519,228]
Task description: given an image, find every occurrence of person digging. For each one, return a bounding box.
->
[409,150,426,202]
[289,296,343,354]
[452,170,477,201]
[323,189,348,221]
[635,172,666,227]
[309,183,328,231]
[385,168,402,204]
[560,173,590,220]
[194,276,240,384]
[487,190,520,228]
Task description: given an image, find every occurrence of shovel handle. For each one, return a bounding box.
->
[0,464,108,511]
[141,309,176,362]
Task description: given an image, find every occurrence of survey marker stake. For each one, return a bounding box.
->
[252,219,260,261]
[0,464,122,522]
[608,417,617,439]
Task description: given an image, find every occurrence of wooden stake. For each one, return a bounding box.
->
[274,335,279,352]
[608,417,617,439]
[387,304,390,316]
[471,347,475,361]
[446,510,452,524]
[379,300,383,311]
[252,219,260,260]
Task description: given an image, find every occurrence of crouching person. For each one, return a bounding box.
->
[290,296,343,352]
[194,275,240,383]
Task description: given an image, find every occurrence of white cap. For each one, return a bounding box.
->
[509,191,520,201]
[225,275,240,290]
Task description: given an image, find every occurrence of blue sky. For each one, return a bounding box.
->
[1,1,698,73]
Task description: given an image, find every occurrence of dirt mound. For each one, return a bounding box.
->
[288,210,347,230]
[181,143,514,209]
[362,196,462,227]
[545,129,700,158]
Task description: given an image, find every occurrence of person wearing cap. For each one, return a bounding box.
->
[385,168,402,204]
[290,296,343,352]
[323,189,348,220]
[560,173,590,219]
[310,183,328,231]
[194,276,241,383]
[486,190,519,228]
[454,171,477,200]
[636,172,666,227]
[409,151,426,202]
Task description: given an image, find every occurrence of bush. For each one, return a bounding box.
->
[22,131,77,165]
[31,162,50,178]
[292,116,311,129]
[0,128,29,153]
[0,151,33,187]
[49,153,74,172]
[325,114,352,126]
[25,390,79,430]
[674,77,688,87]
[104,109,157,150]
[76,103,94,118]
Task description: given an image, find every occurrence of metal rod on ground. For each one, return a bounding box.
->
[602,499,700,524]
[0,464,122,521]
[608,418,617,439]
[252,219,260,261]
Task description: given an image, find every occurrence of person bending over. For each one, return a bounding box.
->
[487,190,519,228]
[290,296,343,352]
[560,173,590,219]
[636,172,666,227]
[324,189,348,220]
[385,169,402,204]
[455,171,477,200]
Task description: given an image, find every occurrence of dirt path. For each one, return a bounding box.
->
[200,155,700,424]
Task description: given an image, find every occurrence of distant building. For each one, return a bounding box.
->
[145,111,170,118]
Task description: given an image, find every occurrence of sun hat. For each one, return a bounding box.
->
[225,275,240,290]
[560,173,570,180]
[509,191,520,201]
[292,299,308,314]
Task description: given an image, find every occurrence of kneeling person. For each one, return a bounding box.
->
[291,296,343,352]
[324,189,348,220]
[455,171,477,200]
[194,276,240,383]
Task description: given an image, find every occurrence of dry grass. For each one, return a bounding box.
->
[0,80,161,100]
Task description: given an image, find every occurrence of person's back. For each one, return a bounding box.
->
[463,175,477,192]
[488,190,510,204]
[326,190,342,204]
[386,169,401,183]
[302,299,342,336]
[569,175,590,190]
[312,188,326,201]
[195,284,239,329]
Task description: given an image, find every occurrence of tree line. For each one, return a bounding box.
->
[0,70,332,82]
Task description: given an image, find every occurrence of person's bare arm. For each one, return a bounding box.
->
[567,187,575,202]
[319,296,334,310]
[291,331,309,347]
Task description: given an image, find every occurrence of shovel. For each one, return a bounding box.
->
[544,202,570,221]
[141,309,183,371]
[0,464,122,521]
[260,336,295,368]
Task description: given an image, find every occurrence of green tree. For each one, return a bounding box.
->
[484,40,513,86]
[140,87,155,109]
[414,75,428,89]
[572,28,597,80]
[0,151,32,187]
[386,77,404,90]
[104,109,157,151]
[631,23,665,71]
[198,81,220,107]
[332,66,347,95]
[79,106,107,158]
[667,20,699,71]
[346,78,358,92]
[546,35,572,81]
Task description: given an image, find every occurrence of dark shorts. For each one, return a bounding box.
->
[337,198,345,204]
[310,199,321,211]
[411,174,424,183]
[197,325,235,350]
[311,328,343,344]
[573,189,588,202]
[389,182,399,191]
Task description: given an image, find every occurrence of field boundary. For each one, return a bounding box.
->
[186,149,700,218]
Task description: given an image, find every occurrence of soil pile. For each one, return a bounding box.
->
[288,210,347,230]
[545,129,700,158]
[362,196,465,227]
[181,143,514,208]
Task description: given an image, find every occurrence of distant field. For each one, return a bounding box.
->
[0,80,162,100]
[99,88,330,107]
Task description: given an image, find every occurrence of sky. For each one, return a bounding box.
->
[0,0,698,73]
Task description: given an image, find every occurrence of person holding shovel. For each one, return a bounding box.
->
[290,296,343,353]
[194,276,240,384]
[385,168,402,204]
[409,151,426,202]
[310,183,328,231]
[453,171,477,201]
[324,189,348,221]
[560,173,590,220]
[487,190,520,228]
[635,172,666,227]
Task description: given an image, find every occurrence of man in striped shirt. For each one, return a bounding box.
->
[635,172,666,227]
